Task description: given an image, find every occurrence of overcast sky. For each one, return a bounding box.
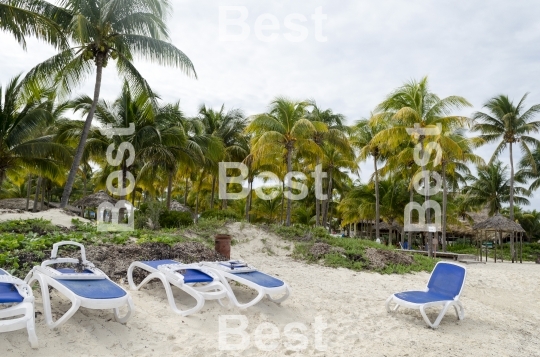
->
[1,0,539,208]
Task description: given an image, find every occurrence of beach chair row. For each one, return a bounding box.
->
[0,241,291,348]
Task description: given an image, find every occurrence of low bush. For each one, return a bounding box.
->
[199,209,241,221]
[159,211,194,228]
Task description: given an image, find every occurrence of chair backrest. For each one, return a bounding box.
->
[427,262,466,299]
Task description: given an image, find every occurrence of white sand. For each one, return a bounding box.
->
[1,222,540,356]
[0,209,90,228]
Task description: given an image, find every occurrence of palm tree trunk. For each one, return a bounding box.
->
[60,55,104,208]
[442,161,448,252]
[509,142,515,220]
[509,141,515,258]
[323,168,334,231]
[315,157,321,226]
[280,180,285,225]
[33,176,42,212]
[245,177,253,222]
[26,175,31,211]
[166,171,173,210]
[184,177,189,204]
[286,148,293,226]
[195,193,199,224]
[210,175,216,209]
[374,156,380,240]
[407,186,413,249]
[388,227,392,247]
[40,180,45,211]
[81,173,87,217]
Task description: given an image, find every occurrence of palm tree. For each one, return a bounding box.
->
[518,146,540,192]
[22,0,197,208]
[246,97,325,226]
[0,0,65,49]
[351,118,390,240]
[373,77,471,257]
[308,105,346,226]
[436,129,484,251]
[472,93,540,221]
[320,141,356,230]
[198,104,248,209]
[0,75,70,189]
[463,161,530,216]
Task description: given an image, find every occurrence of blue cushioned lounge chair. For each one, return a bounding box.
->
[385,261,466,328]
[25,241,133,329]
[127,260,229,316]
[0,268,38,348]
[202,260,291,309]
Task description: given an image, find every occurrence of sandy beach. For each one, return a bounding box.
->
[1,222,539,357]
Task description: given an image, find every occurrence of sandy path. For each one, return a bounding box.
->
[1,222,539,356]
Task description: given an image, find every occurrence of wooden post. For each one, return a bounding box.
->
[520,232,523,264]
[485,233,488,262]
[494,230,497,263]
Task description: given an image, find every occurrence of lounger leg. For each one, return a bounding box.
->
[420,302,452,329]
[114,296,134,324]
[266,285,291,304]
[27,274,81,329]
[26,307,38,349]
[453,301,465,320]
[385,296,400,313]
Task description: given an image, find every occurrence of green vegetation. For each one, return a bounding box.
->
[0,218,226,276]
[270,224,437,274]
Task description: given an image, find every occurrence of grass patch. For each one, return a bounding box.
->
[269,224,437,274]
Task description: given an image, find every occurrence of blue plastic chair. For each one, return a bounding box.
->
[385,261,467,328]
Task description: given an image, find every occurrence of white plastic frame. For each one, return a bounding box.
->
[385,261,467,329]
[0,269,38,348]
[127,261,230,316]
[202,262,291,309]
[24,242,133,329]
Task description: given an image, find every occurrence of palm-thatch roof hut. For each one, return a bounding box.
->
[0,198,29,210]
[169,200,194,217]
[473,214,525,263]
[72,190,117,207]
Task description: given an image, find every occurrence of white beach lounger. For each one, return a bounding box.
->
[202,260,291,309]
[0,268,38,348]
[385,261,467,328]
[127,260,230,316]
[25,241,134,329]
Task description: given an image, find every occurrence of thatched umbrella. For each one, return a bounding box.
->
[72,190,117,219]
[378,221,402,246]
[473,214,525,263]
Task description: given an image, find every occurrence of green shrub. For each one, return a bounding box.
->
[199,209,241,221]
[159,211,193,228]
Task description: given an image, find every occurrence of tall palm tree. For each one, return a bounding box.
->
[463,161,530,216]
[198,104,248,209]
[0,75,70,188]
[308,105,346,226]
[22,0,197,208]
[373,77,471,257]
[0,0,66,49]
[351,118,389,240]
[246,97,325,226]
[436,129,484,251]
[472,93,540,221]
[320,140,356,230]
